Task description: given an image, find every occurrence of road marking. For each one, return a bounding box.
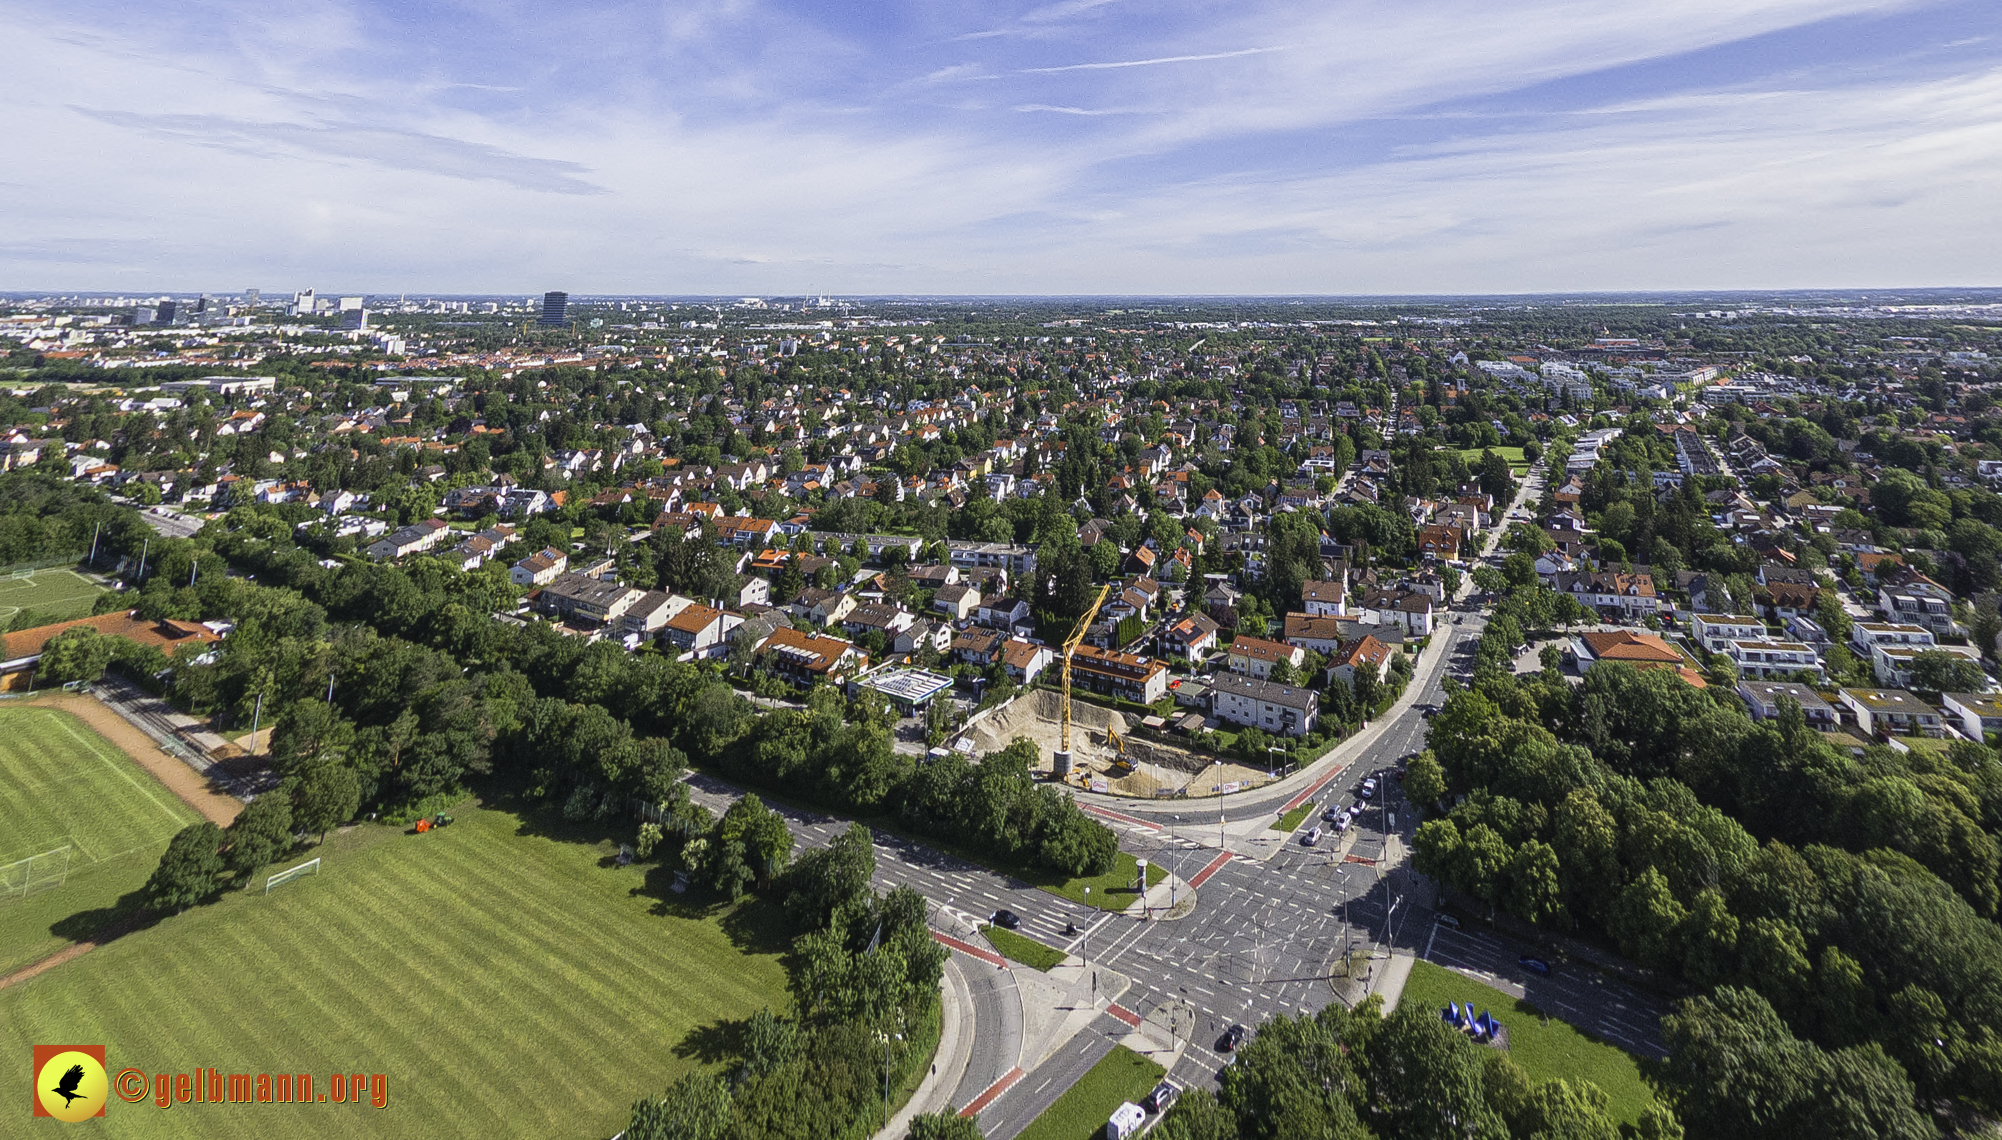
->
[933,931,1007,968]
[958,1066,1024,1117]
[1107,1003,1142,1028]
[1188,851,1234,887]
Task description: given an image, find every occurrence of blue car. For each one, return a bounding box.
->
[1518,956,1551,975]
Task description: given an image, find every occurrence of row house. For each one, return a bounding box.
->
[364,518,451,561]
[1069,644,1169,704]
[1227,636,1303,680]
[1690,613,1766,652]
[756,627,868,687]
[536,574,641,627]
[1209,673,1318,738]
[663,604,741,660]
[1548,570,1662,619]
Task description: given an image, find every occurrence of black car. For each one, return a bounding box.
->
[991,909,1022,929]
[1216,1024,1249,1052]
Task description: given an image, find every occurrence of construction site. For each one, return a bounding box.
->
[956,688,1279,798]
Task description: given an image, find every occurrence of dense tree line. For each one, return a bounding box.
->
[625,824,947,1140]
[1152,996,1682,1140]
[1412,660,2002,1126]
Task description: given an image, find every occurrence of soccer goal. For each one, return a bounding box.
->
[264,857,321,895]
[0,845,73,904]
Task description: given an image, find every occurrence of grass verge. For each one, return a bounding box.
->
[1400,960,1657,1127]
[980,924,1067,971]
[1270,801,1318,832]
[0,799,791,1140]
[1037,851,1166,911]
[1012,1045,1164,1140]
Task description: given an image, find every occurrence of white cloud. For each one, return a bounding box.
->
[0,0,1993,293]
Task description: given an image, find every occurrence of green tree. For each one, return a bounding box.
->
[626,1071,733,1140]
[786,821,877,929]
[1405,751,1448,815]
[144,821,227,912]
[224,793,294,881]
[35,625,116,683]
[1908,649,1986,697]
[291,762,362,844]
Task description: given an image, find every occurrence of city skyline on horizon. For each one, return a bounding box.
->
[1,0,1998,295]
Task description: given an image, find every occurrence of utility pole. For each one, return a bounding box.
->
[88,522,101,567]
[326,671,336,704]
[248,691,264,756]
[136,538,149,581]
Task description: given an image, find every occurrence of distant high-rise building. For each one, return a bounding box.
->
[245,288,260,307]
[539,291,568,326]
[293,288,316,316]
[341,309,369,331]
[154,300,178,324]
[338,296,365,312]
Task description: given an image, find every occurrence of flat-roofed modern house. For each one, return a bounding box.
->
[1690,613,1766,652]
[1942,692,2002,741]
[1837,688,1944,737]
[1735,681,1838,729]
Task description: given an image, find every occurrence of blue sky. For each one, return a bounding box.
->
[1,0,1997,293]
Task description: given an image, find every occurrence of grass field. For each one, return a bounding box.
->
[1400,960,1658,1126]
[0,705,201,975]
[0,800,792,1140]
[1012,1046,1164,1140]
[1459,447,1531,472]
[980,924,1066,971]
[1271,801,1318,832]
[0,567,105,624]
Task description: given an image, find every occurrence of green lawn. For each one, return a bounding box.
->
[0,567,106,623]
[1271,801,1318,833]
[0,800,792,1140]
[1400,960,1658,1126]
[1037,851,1167,912]
[0,705,202,974]
[1459,447,1531,471]
[981,924,1067,971]
[1012,1045,1164,1140]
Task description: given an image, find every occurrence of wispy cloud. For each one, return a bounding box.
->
[0,0,1995,292]
[1021,47,1282,74]
[70,109,609,195]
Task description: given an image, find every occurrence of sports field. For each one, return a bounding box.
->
[0,705,201,975]
[0,801,792,1139]
[0,567,106,624]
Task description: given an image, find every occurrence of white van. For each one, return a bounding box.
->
[1107,1101,1147,1140]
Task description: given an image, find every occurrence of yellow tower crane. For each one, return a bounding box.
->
[1054,583,1110,780]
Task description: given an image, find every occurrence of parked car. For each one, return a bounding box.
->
[1142,1082,1181,1114]
[1216,1024,1249,1052]
[1519,956,1552,975]
[1436,914,1461,929]
[1301,827,1323,847]
[1322,806,1343,823]
[991,909,1021,929]
[1107,1101,1147,1140]
[1360,777,1378,799]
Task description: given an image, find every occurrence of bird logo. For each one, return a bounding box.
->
[32,1046,108,1121]
[52,1064,86,1106]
